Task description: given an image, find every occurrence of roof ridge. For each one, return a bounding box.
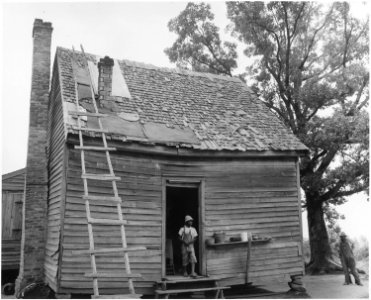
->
[119,59,242,83]
[57,46,243,83]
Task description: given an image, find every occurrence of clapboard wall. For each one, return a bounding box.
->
[2,168,25,270]
[44,61,67,291]
[57,146,303,295]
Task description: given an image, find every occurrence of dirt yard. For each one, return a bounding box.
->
[304,274,369,299]
[254,273,369,299]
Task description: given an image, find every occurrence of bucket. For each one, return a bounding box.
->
[214,232,226,243]
[240,232,248,242]
[206,238,215,246]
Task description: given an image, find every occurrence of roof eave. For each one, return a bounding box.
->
[66,133,307,158]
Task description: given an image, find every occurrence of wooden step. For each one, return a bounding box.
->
[155,286,230,295]
[92,294,141,299]
[85,272,141,278]
[71,246,146,255]
[159,276,223,284]
[82,173,121,181]
[82,195,122,203]
[75,145,117,151]
[88,217,127,226]
[69,111,108,118]
[72,125,109,134]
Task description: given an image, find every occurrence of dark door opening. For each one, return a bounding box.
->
[166,185,200,276]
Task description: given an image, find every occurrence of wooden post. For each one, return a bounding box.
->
[245,233,252,284]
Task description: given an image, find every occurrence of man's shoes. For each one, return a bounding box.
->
[190,273,198,278]
[183,271,188,277]
[356,282,363,286]
[343,282,351,285]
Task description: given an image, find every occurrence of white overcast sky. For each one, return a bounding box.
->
[0,1,369,238]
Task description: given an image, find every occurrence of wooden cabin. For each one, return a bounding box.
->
[2,168,25,271]
[19,19,308,297]
[45,47,307,296]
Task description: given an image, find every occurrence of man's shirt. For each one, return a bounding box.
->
[179,226,198,239]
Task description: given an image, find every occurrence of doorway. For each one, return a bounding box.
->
[165,184,201,276]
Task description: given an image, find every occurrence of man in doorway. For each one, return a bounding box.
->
[338,232,362,286]
[179,215,198,277]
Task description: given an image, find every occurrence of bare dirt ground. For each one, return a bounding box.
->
[254,274,369,299]
[304,274,369,299]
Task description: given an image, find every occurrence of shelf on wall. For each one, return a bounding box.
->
[206,237,271,248]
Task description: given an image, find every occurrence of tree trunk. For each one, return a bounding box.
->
[306,195,342,274]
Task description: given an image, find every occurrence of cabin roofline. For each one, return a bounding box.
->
[2,168,26,181]
[66,133,307,159]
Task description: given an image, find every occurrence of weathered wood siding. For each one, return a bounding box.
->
[44,61,66,291]
[2,192,23,270]
[59,149,162,295]
[59,148,303,295]
[2,168,25,192]
[2,169,25,270]
[204,159,303,286]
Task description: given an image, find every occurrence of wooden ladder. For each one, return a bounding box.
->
[70,46,145,299]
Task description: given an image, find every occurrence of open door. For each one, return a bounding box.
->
[165,182,202,276]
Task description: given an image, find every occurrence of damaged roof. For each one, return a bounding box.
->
[56,47,307,153]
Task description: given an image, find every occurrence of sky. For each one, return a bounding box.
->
[0,1,369,238]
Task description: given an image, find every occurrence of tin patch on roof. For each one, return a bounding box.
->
[143,122,199,144]
[118,112,140,122]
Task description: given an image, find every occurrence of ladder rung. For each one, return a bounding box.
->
[82,173,121,181]
[88,217,127,226]
[82,195,122,203]
[71,246,146,255]
[71,125,109,134]
[69,111,108,118]
[92,294,142,299]
[85,272,142,278]
[75,145,117,151]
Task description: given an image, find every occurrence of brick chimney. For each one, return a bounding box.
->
[16,19,53,293]
[98,56,114,106]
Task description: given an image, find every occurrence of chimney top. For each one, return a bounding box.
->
[98,56,115,68]
[33,18,53,37]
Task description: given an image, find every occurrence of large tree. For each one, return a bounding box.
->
[165,2,369,274]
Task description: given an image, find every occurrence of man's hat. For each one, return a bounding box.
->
[185,215,193,222]
[340,232,347,237]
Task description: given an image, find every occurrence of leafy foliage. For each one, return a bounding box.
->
[165,2,237,75]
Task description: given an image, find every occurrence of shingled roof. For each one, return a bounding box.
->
[56,47,307,153]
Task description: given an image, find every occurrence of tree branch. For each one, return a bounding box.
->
[290,2,306,40]
[315,148,338,176]
[265,61,298,130]
[347,76,369,115]
[196,26,233,76]
[261,99,289,123]
[335,186,368,198]
[357,95,369,111]
[319,180,345,203]
[282,3,291,89]
[249,20,283,72]
[298,11,331,70]
[190,54,230,75]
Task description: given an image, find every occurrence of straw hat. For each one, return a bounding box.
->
[185,215,193,222]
